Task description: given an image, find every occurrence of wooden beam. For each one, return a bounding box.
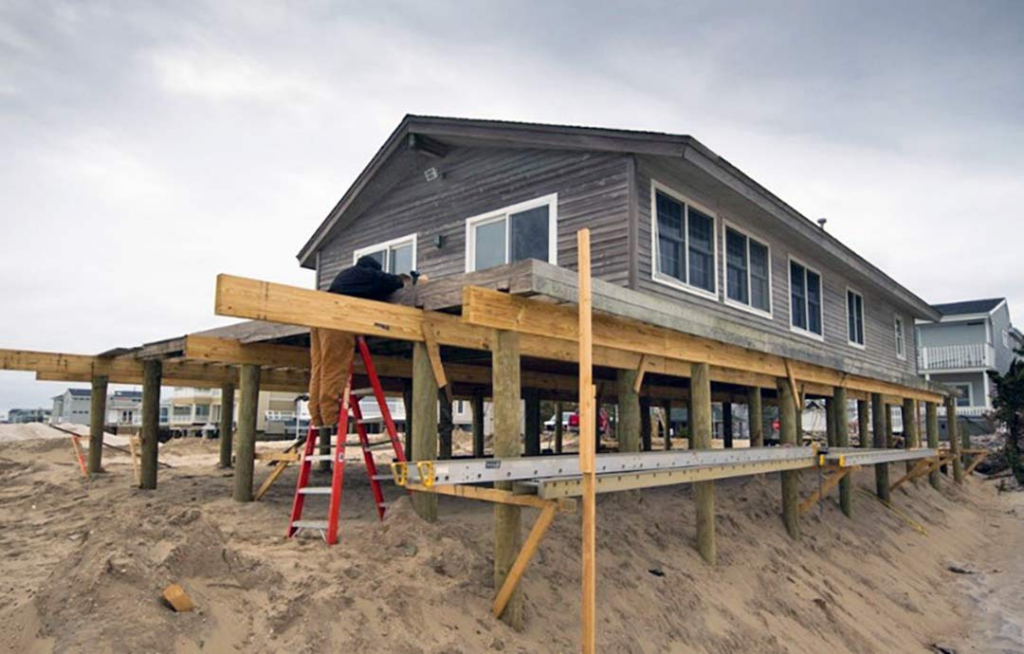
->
[578,230,597,654]
[617,369,641,453]
[422,320,452,403]
[778,379,800,540]
[748,387,763,448]
[411,343,439,521]
[493,329,522,630]
[87,375,108,474]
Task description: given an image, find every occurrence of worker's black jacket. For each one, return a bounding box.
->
[327,256,404,300]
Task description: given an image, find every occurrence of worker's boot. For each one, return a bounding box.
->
[316,424,335,472]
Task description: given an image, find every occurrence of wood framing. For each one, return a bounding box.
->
[799,466,855,515]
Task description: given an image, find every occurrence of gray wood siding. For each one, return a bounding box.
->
[317,146,631,290]
[635,155,918,379]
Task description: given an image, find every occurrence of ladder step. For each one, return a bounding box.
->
[298,487,332,495]
[357,418,383,424]
[304,454,335,462]
[291,520,329,531]
[351,387,375,397]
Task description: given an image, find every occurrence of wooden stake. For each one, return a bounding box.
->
[493,329,523,629]
[871,393,890,502]
[87,375,108,474]
[411,342,439,521]
[233,364,260,502]
[578,229,597,654]
[140,359,162,490]
[218,382,235,469]
[692,362,717,562]
[834,386,852,517]
[926,402,940,490]
[778,379,800,540]
[748,387,763,448]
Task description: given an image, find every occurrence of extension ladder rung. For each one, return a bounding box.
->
[351,387,374,397]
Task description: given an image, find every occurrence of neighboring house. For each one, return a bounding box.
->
[916,298,1022,424]
[158,387,308,438]
[50,388,92,425]
[106,390,143,429]
[299,116,937,391]
[7,408,51,424]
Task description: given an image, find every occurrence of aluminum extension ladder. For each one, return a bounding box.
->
[287,336,407,545]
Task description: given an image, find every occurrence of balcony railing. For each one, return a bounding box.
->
[918,343,995,371]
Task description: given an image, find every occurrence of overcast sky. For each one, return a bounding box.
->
[2,1,1022,416]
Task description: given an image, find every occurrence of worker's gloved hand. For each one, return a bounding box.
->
[410,271,428,286]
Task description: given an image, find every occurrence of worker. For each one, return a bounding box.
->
[309,255,422,432]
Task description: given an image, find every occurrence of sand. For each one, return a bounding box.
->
[0,422,1021,653]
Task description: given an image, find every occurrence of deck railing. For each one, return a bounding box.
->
[918,343,994,371]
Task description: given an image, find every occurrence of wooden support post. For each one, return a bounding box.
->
[857,399,870,448]
[722,401,733,449]
[139,360,162,490]
[748,387,763,448]
[885,403,894,448]
[778,379,800,540]
[412,342,439,521]
[493,329,523,629]
[662,399,672,450]
[402,381,413,460]
[218,382,235,468]
[902,398,918,478]
[825,397,836,448]
[554,400,564,454]
[616,369,641,453]
[640,396,652,452]
[946,396,964,483]
[87,374,108,474]
[926,402,940,490]
[233,364,260,502]
[438,389,454,460]
[524,388,541,457]
[872,393,890,502]
[472,392,486,458]
[691,362,716,564]
[578,229,596,654]
[834,387,852,517]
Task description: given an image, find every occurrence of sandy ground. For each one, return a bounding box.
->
[0,423,1021,654]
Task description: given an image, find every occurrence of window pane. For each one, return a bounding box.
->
[748,241,769,312]
[790,261,806,329]
[656,192,684,281]
[725,229,748,304]
[807,271,822,335]
[847,292,857,342]
[474,219,506,270]
[688,207,714,292]
[855,294,864,344]
[390,243,413,275]
[509,205,550,263]
[363,249,386,269]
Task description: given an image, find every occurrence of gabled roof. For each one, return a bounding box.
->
[66,388,91,397]
[298,115,940,321]
[932,298,1005,316]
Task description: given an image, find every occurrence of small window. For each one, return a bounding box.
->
[724,225,771,315]
[1003,329,1010,349]
[953,383,972,408]
[353,233,417,275]
[846,289,865,347]
[894,315,906,359]
[651,183,717,297]
[465,195,557,272]
[789,259,823,337]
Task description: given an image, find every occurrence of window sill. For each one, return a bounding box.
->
[651,272,718,302]
[724,298,772,321]
[789,325,825,342]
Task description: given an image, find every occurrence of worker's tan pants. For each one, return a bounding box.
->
[308,328,356,427]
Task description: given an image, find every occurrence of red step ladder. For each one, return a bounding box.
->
[288,336,407,545]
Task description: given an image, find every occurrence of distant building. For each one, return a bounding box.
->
[106,390,142,428]
[8,407,51,424]
[50,388,92,425]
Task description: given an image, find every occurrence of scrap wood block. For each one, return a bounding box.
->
[161,583,195,612]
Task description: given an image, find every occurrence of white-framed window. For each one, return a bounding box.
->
[789,257,823,339]
[953,383,972,408]
[846,288,865,348]
[353,233,417,275]
[1002,329,1010,349]
[464,194,557,272]
[650,181,717,299]
[894,315,906,359]
[722,222,771,316]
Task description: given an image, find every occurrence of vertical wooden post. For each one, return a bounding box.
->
[616,369,641,453]
[871,393,890,502]
[471,392,486,458]
[857,399,870,448]
[493,329,523,629]
[412,343,439,521]
[218,382,235,468]
[834,387,851,517]
[524,388,541,456]
[722,401,733,449]
[554,401,564,454]
[578,229,597,654]
[402,381,413,460]
[233,364,260,502]
[87,374,109,474]
[885,404,894,448]
[926,402,940,489]
[139,360,162,490]
[946,396,964,483]
[662,399,673,450]
[640,396,652,452]
[438,389,453,460]
[902,398,918,477]
[748,387,763,448]
[825,397,836,448]
[691,362,716,564]
[778,379,800,540]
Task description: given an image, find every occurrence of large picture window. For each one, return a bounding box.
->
[724,224,771,315]
[651,183,717,297]
[846,289,865,347]
[790,259,823,337]
[465,194,557,272]
[353,233,417,275]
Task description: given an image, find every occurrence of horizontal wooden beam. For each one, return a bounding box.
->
[35,371,308,393]
[183,335,309,368]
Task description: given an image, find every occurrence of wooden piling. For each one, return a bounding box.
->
[493,329,523,629]
[524,388,541,456]
[139,360,161,490]
[946,396,964,483]
[87,374,108,474]
[722,401,733,449]
[233,364,260,502]
[218,382,235,468]
[472,392,486,458]
[834,387,851,517]
[438,389,453,460]
[402,381,413,460]
[640,396,652,452]
[825,397,836,448]
[553,400,564,454]
[662,399,673,450]
[691,362,716,564]
[872,393,889,502]
[578,229,597,654]
[778,379,800,540]
[926,402,940,490]
[902,398,918,477]
[857,399,870,448]
[616,369,641,453]
[411,342,439,521]
[885,404,894,448]
[748,387,763,448]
